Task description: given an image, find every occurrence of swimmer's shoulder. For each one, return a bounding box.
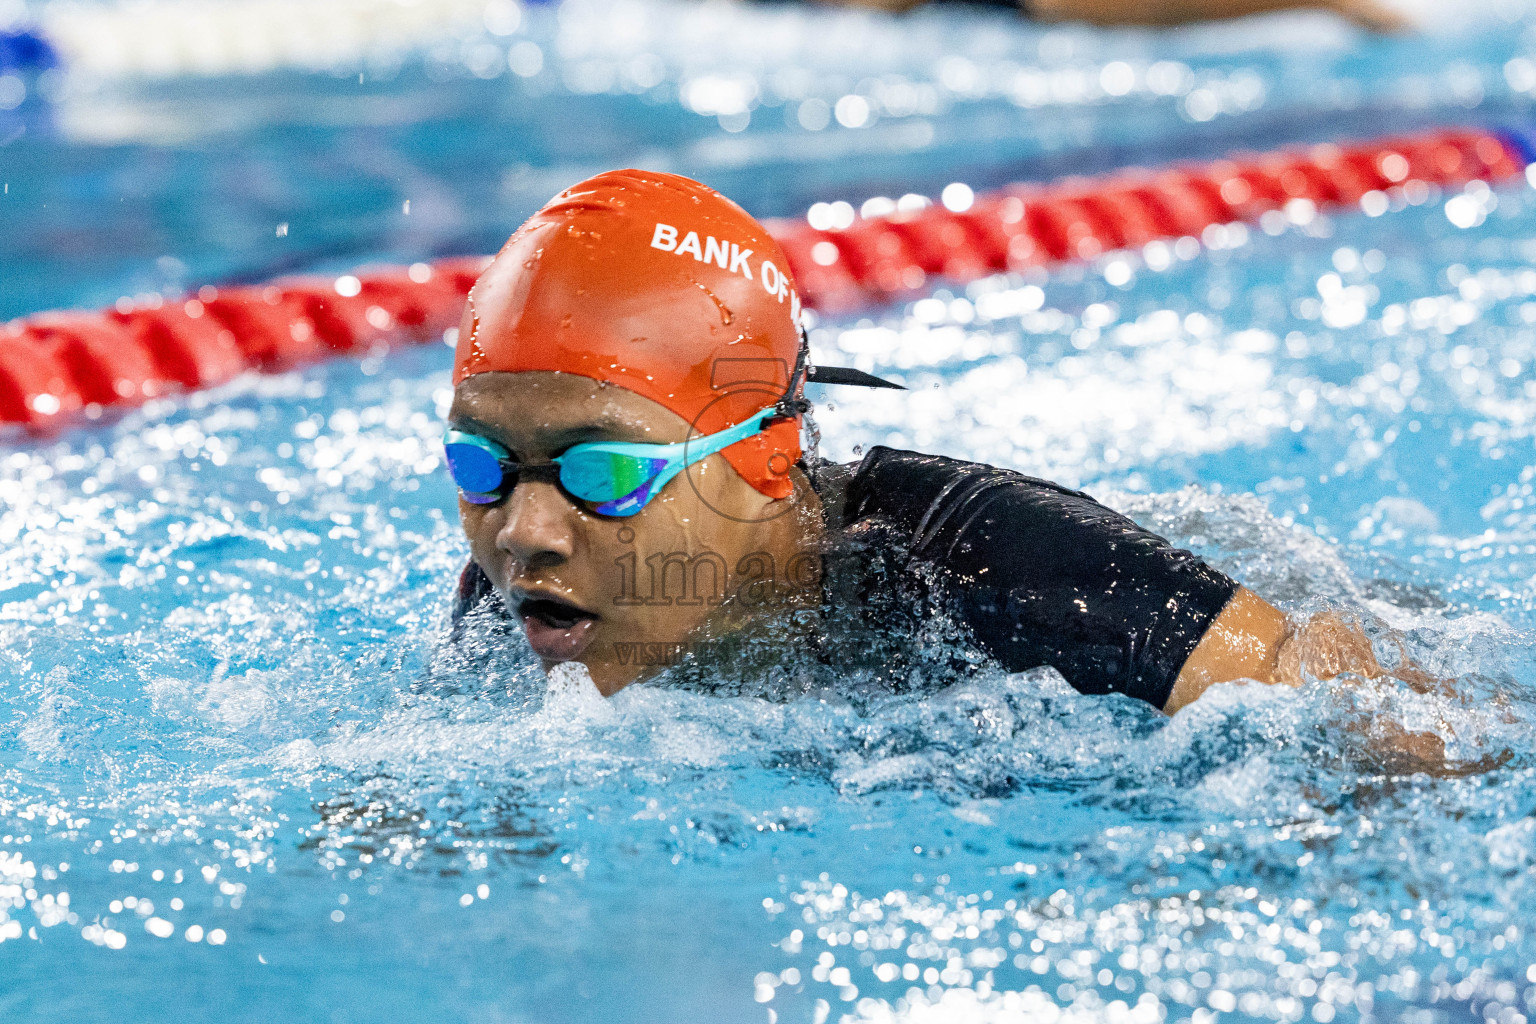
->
[820,444,1098,539]
[824,445,1238,707]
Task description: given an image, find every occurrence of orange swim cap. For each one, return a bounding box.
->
[454,169,804,499]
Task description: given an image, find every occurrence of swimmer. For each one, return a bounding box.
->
[798,0,1411,32]
[444,169,1401,718]
[1023,0,1412,30]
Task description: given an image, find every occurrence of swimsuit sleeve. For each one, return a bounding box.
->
[841,446,1238,709]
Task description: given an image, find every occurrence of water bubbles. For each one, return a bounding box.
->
[1361,191,1390,217]
[1504,56,1536,92]
[833,94,870,129]
[1285,198,1317,226]
[464,42,505,80]
[482,0,521,37]
[939,182,974,213]
[1145,60,1192,96]
[807,201,856,231]
[682,74,757,117]
[1099,60,1135,97]
[1103,258,1134,288]
[0,74,25,111]
[1446,193,1485,228]
[1379,152,1411,183]
[860,196,896,219]
[1445,181,1497,230]
[796,97,831,131]
[1183,88,1219,122]
[507,40,542,78]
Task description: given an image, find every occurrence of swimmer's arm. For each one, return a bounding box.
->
[816,0,926,12]
[1164,589,1492,774]
[1162,587,1291,714]
[1026,0,1410,30]
[1163,587,1394,714]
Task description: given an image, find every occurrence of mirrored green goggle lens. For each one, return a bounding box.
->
[558,450,671,503]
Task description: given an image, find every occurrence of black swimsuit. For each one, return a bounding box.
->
[451,445,1237,709]
[837,447,1235,708]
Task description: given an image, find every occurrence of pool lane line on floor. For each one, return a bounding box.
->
[1,125,1526,433]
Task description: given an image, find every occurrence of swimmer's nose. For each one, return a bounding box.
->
[495,478,576,573]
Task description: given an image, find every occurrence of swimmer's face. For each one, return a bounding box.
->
[449,371,818,695]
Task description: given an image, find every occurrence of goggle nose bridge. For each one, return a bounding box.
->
[516,462,562,487]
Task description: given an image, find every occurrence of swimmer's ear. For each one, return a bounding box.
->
[805,366,906,390]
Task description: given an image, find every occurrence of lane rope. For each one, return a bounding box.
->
[1,259,486,429]
[771,126,1524,310]
[3,126,1526,431]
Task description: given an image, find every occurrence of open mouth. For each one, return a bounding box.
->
[517,595,597,629]
[515,592,600,663]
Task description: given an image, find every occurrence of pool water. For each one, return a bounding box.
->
[6,1,1536,1022]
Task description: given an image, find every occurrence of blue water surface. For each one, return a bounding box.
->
[5,1,1536,1022]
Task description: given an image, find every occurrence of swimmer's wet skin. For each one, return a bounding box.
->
[444,168,1389,715]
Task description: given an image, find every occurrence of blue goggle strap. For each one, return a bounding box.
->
[561,406,775,471]
[559,407,778,516]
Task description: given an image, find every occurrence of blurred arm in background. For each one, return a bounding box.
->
[1027,0,1410,29]
[831,0,1411,30]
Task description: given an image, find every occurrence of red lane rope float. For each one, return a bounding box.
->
[1,258,487,431]
[771,127,1525,312]
[2,126,1527,433]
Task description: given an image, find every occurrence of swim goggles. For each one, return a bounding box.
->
[443,338,904,518]
[443,404,790,518]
